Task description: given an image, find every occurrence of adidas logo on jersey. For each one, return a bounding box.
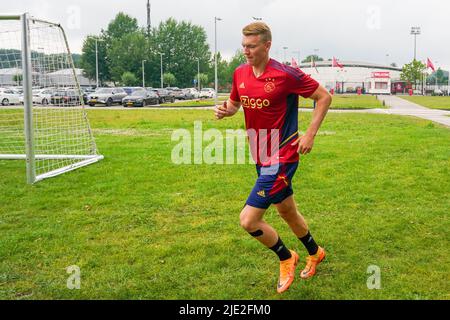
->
[239,82,246,89]
[257,190,266,198]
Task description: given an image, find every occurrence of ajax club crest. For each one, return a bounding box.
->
[264,78,276,93]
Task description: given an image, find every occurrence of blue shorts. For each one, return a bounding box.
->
[245,162,299,210]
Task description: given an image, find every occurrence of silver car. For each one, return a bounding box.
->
[87,88,127,107]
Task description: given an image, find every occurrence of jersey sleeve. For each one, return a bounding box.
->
[285,67,320,98]
[229,70,240,102]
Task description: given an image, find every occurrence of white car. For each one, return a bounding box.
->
[32,89,54,105]
[0,88,21,106]
[199,88,216,99]
[19,88,54,105]
[183,88,200,99]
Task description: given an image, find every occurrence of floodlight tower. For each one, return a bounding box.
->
[410,27,421,61]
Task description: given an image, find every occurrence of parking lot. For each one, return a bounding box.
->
[0,86,219,108]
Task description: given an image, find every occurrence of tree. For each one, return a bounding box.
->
[401,60,426,88]
[121,72,138,86]
[80,13,139,85]
[163,72,176,87]
[13,74,22,85]
[80,36,110,85]
[223,50,246,88]
[108,31,148,84]
[72,54,82,68]
[103,12,139,42]
[205,52,229,90]
[150,18,212,88]
[302,55,324,63]
[195,73,208,89]
[428,68,449,85]
[80,14,212,88]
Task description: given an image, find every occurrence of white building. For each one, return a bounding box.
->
[0,67,95,88]
[0,67,23,86]
[299,60,402,95]
[47,68,95,87]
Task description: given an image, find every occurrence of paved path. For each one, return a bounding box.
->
[377,95,450,127]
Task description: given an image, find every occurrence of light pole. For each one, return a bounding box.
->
[385,53,390,66]
[448,67,450,96]
[196,57,200,91]
[435,61,438,89]
[410,27,421,61]
[313,48,319,68]
[410,27,421,90]
[292,50,301,64]
[214,16,222,107]
[142,60,146,88]
[159,52,164,88]
[282,46,288,64]
[90,37,104,89]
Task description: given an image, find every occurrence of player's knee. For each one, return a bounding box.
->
[240,216,254,231]
[239,213,257,232]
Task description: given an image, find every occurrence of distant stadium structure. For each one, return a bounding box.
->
[299,60,402,95]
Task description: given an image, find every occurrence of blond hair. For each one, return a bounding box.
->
[242,22,272,43]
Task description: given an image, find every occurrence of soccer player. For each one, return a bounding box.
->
[215,22,332,293]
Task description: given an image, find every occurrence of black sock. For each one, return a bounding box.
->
[299,231,319,256]
[270,237,292,261]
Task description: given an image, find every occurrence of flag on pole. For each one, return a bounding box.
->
[332,57,344,69]
[426,58,436,72]
[291,58,299,69]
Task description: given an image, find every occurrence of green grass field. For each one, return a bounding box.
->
[161,94,385,109]
[0,109,449,300]
[400,96,450,110]
[299,94,385,109]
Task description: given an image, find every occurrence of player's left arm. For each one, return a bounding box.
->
[292,85,332,155]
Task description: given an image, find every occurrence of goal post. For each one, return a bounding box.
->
[0,13,103,183]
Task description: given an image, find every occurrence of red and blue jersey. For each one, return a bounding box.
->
[230,58,319,166]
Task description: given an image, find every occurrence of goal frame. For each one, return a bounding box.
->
[0,13,103,183]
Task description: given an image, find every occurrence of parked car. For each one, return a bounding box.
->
[81,88,96,104]
[123,87,144,95]
[87,87,127,106]
[166,87,185,100]
[32,88,54,105]
[0,88,21,105]
[199,88,216,99]
[148,88,175,103]
[433,89,444,96]
[50,89,81,106]
[182,88,200,100]
[122,89,159,107]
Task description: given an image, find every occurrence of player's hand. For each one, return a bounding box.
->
[291,134,315,155]
[215,101,228,120]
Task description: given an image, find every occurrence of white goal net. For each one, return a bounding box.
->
[0,14,103,183]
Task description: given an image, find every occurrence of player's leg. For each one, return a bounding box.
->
[240,204,299,293]
[240,204,286,250]
[274,195,326,279]
[274,194,309,239]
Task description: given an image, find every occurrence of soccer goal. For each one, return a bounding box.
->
[0,13,103,183]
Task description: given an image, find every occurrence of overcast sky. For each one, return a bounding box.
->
[4,0,449,69]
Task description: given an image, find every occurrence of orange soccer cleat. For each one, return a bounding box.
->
[277,250,299,294]
[300,246,326,279]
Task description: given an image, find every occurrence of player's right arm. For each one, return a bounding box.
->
[216,68,242,120]
[215,99,241,120]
